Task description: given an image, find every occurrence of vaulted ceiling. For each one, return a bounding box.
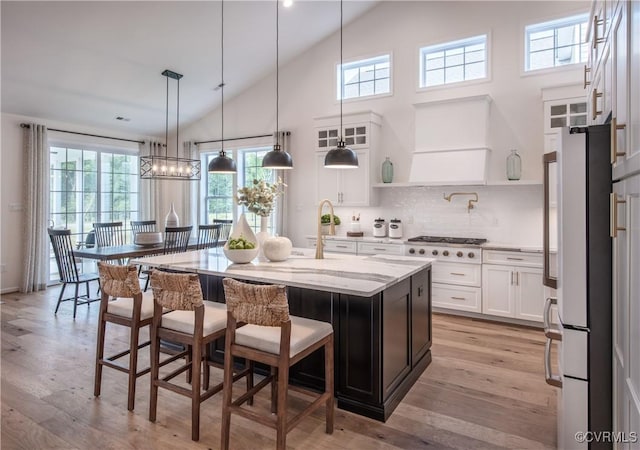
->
[1,1,378,136]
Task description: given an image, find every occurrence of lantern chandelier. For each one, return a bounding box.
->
[140,69,201,180]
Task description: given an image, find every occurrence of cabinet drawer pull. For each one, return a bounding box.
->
[583,65,591,89]
[450,296,466,301]
[336,245,348,249]
[510,271,514,285]
[506,257,524,261]
[610,193,627,238]
[373,248,386,251]
[610,117,627,164]
[544,338,563,388]
[450,272,466,276]
[592,89,603,120]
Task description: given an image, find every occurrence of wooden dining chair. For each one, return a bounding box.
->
[95,262,155,411]
[93,221,125,247]
[131,220,157,240]
[197,223,222,250]
[213,219,233,241]
[220,278,334,450]
[48,228,100,319]
[148,270,251,441]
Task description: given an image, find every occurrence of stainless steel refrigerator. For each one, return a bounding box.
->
[543,125,612,449]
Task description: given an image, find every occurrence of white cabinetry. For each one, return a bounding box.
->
[542,85,587,154]
[482,250,544,322]
[612,172,640,443]
[314,111,381,206]
[432,262,482,313]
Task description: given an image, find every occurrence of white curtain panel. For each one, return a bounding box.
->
[21,124,49,292]
[138,141,163,223]
[182,140,199,227]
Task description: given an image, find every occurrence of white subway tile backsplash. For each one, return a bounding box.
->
[334,186,542,247]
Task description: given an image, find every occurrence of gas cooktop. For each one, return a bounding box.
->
[407,236,487,245]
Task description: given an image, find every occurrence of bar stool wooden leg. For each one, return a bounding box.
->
[221,327,235,450]
[276,359,289,450]
[325,335,334,434]
[191,338,202,441]
[270,366,277,414]
[149,321,160,423]
[127,315,141,411]
[94,294,109,398]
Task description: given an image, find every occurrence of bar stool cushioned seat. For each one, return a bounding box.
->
[235,316,333,357]
[160,302,227,335]
[107,292,155,319]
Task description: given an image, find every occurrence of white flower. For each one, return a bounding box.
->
[236,178,286,217]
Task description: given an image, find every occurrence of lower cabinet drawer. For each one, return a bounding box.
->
[432,284,481,313]
[432,262,481,287]
[307,239,357,254]
[357,242,404,255]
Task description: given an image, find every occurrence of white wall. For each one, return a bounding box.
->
[183,0,588,248]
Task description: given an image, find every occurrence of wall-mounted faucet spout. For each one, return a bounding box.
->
[443,192,479,213]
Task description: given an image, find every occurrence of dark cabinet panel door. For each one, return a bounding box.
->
[382,278,411,400]
[411,268,432,365]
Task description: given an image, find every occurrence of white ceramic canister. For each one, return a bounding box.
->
[372,218,387,237]
[389,218,403,239]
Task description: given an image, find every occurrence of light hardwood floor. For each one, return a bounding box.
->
[1,286,557,449]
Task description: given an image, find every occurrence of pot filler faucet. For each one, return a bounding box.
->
[315,199,336,259]
[443,192,479,213]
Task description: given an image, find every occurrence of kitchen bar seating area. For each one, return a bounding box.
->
[3,0,640,448]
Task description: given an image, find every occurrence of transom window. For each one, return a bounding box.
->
[419,35,487,88]
[337,54,391,100]
[525,13,588,72]
[203,147,278,234]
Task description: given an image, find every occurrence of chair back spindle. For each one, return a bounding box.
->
[213,219,233,240]
[131,220,157,241]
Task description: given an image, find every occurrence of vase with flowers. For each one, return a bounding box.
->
[236,177,287,260]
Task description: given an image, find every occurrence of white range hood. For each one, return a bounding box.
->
[410,95,492,185]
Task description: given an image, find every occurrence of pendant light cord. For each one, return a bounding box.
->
[221,0,225,156]
[339,0,343,141]
[165,74,169,159]
[176,77,180,158]
[276,0,279,143]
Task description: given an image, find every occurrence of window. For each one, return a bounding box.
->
[419,35,487,88]
[203,147,278,235]
[49,144,139,280]
[337,54,390,100]
[525,13,588,72]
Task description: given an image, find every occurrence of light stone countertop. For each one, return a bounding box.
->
[132,247,433,297]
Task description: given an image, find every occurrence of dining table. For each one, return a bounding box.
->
[72,238,206,261]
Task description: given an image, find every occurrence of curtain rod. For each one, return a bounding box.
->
[20,123,146,145]
[194,131,290,146]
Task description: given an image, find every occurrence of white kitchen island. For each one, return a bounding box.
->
[132,248,434,421]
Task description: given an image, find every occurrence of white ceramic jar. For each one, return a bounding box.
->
[372,218,387,237]
[389,219,403,239]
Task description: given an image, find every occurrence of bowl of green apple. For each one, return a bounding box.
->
[223,236,259,263]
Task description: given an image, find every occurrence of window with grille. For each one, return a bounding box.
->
[203,147,278,235]
[419,35,487,88]
[49,144,139,280]
[525,13,588,72]
[337,54,391,100]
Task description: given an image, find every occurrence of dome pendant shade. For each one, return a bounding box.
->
[208,150,237,173]
[324,141,358,168]
[263,144,293,169]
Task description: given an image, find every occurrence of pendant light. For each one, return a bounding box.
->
[208,0,237,174]
[262,0,293,169]
[140,70,202,180]
[324,0,358,169]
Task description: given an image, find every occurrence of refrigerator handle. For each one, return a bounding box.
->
[544,338,563,388]
[543,297,556,330]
